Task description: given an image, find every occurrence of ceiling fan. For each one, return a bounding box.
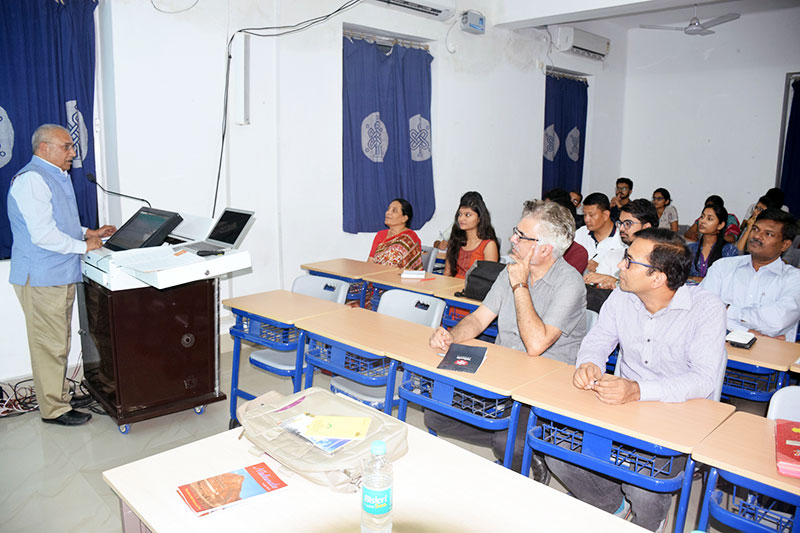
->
[640,5,740,36]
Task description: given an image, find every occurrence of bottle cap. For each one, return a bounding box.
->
[371,440,387,456]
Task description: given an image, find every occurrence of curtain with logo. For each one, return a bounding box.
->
[0,0,98,259]
[780,79,800,215]
[541,74,588,197]
[342,38,435,233]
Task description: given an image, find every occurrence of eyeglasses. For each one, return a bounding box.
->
[512,226,538,243]
[46,142,75,152]
[616,186,631,192]
[652,196,665,202]
[622,249,657,270]
[615,219,640,230]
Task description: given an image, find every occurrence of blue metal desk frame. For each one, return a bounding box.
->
[227,308,306,423]
[396,363,521,469]
[520,407,695,533]
[696,467,799,532]
[722,359,790,403]
[437,296,498,341]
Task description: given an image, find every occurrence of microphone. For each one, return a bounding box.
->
[87,173,152,208]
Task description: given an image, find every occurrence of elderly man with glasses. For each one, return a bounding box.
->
[426,200,587,478]
[7,124,116,427]
[547,228,727,533]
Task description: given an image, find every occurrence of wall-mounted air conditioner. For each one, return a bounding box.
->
[369,0,456,21]
[548,26,610,60]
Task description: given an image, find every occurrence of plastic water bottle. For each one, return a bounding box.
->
[361,440,392,533]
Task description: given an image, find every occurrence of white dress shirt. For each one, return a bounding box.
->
[574,224,626,277]
[701,254,800,340]
[8,156,87,255]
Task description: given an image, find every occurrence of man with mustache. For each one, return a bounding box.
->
[609,177,633,222]
[701,208,800,341]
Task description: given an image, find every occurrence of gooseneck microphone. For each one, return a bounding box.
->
[87,173,152,208]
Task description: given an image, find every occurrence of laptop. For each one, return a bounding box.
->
[175,208,255,253]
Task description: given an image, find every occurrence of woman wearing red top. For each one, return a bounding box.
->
[444,191,499,278]
[368,198,423,270]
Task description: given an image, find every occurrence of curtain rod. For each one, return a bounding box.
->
[545,68,588,84]
[344,30,429,51]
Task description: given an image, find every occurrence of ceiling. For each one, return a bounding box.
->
[601,0,800,29]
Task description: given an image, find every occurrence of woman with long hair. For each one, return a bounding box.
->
[444,191,499,278]
[652,187,679,231]
[687,203,738,281]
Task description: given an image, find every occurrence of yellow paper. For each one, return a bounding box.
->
[306,416,371,439]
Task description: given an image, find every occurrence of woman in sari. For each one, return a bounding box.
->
[368,198,423,270]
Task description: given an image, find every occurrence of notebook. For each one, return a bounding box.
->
[175,208,255,253]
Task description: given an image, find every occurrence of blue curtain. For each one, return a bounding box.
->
[780,80,800,215]
[0,0,98,259]
[541,75,588,197]
[342,38,435,233]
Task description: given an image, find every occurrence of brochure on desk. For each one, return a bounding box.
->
[437,344,487,373]
[177,462,286,516]
[775,419,800,479]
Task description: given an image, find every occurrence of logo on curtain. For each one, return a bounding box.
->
[408,114,431,162]
[543,124,560,162]
[361,112,389,162]
[566,127,581,162]
[0,106,13,169]
[65,100,88,169]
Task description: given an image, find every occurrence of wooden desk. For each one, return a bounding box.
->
[301,258,399,279]
[221,290,345,423]
[362,269,463,296]
[723,336,800,402]
[726,336,800,371]
[513,365,735,532]
[692,411,800,531]
[104,424,647,533]
[792,359,800,374]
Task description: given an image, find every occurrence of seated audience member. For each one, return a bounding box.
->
[426,200,587,474]
[548,228,727,533]
[744,187,789,219]
[609,177,633,221]
[574,193,626,277]
[570,190,584,215]
[652,188,679,231]
[368,198,423,270]
[444,191,500,278]
[584,198,659,290]
[687,203,738,282]
[736,195,777,254]
[684,195,740,244]
[544,188,588,273]
[702,208,800,341]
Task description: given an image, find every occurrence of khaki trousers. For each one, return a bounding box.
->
[13,282,76,419]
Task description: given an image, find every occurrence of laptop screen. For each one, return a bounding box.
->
[207,209,254,245]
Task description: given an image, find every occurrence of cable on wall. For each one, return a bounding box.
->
[150,0,200,15]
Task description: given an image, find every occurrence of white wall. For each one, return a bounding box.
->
[0,0,549,380]
[618,5,800,223]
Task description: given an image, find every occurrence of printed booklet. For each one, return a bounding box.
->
[177,462,286,516]
[437,343,487,373]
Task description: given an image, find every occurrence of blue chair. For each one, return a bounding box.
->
[304,289,444,413]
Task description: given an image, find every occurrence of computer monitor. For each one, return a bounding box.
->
[104,207,183,252]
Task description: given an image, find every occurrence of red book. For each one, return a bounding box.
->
[775,419,800,479]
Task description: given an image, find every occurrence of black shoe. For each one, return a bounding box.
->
[70,393,94,409]
[42,409,92,426]
[531,453,551,485]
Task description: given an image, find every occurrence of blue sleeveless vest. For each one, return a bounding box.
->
[7,157,83,286]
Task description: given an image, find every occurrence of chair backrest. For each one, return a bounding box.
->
[767,385,800,421]
[291,275,349,304]
[421,245,438,273]
[376,289,445,328]
[585,309,599,332]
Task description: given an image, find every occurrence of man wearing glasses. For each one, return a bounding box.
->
[427,200,587,476]
[583,199,659,291]
[547,228,726,533]
[609,177,633,222]
[8,124,115,427]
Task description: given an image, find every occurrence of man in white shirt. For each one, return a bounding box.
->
[8,124,115,426]
[574,192,625,278]
[702,208,800,341]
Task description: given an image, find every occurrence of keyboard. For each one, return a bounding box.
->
[179,241,227,253]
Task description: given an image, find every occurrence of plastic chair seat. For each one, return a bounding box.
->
[250,348,305,372]
[329,377,399,410]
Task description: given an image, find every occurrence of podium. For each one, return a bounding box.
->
[78,246,251,433]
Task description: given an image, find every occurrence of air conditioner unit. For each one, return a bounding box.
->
[369,0,456,21]
[548,26,610,60]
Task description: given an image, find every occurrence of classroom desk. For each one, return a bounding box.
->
[222,290,345,424]
[693,411,800,532]
[723,336,800,402]
[433,282,499,340]
[294,307,566,467]
[513,365,736,533]
[361,269,463,309]
[301,258,399,307]
[103,424,648,533]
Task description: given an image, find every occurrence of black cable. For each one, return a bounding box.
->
[211,0,363,217]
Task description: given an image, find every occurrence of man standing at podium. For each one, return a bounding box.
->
[7,124,115,426]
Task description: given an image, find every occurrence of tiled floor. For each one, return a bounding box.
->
[1,336,759,532]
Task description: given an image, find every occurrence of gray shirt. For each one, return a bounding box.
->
[483,257,587,364]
